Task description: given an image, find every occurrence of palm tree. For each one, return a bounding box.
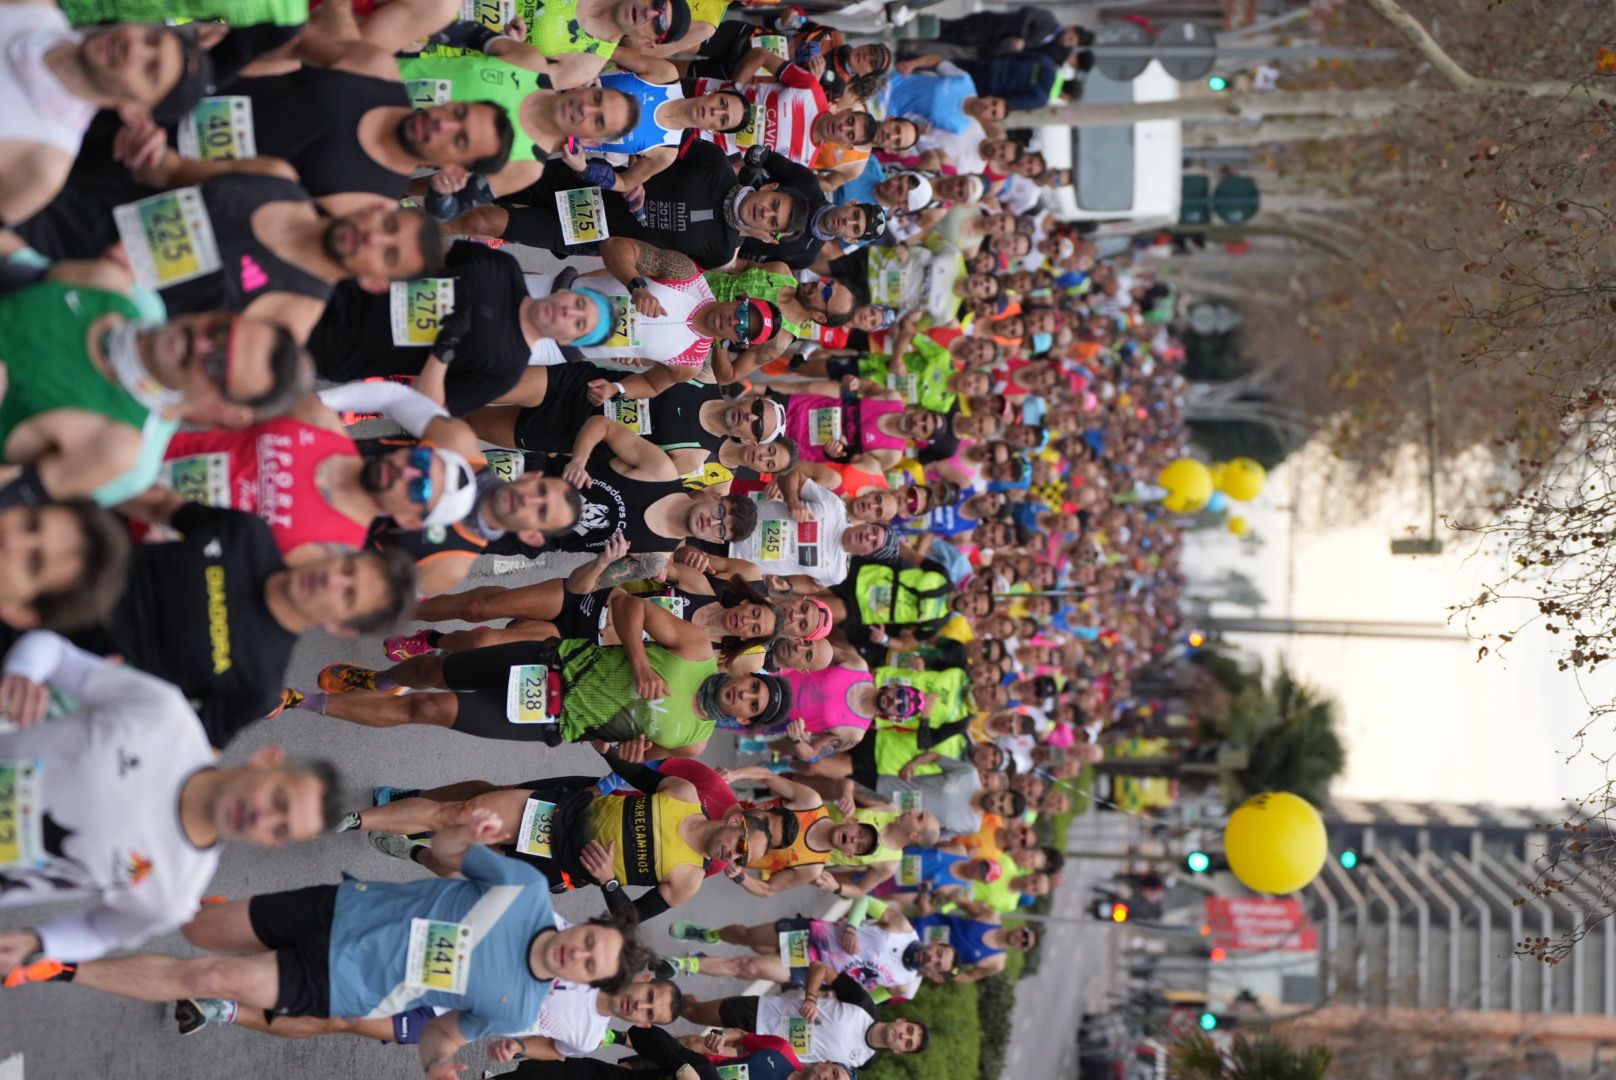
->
[1224,666,1347,806]
[1169,1030,1333,1080]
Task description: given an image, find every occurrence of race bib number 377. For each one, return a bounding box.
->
[556,187,610,246]
[406,918,472,994]
[779,929,811,968]
[0,760,44,869]
[113,187,222,289]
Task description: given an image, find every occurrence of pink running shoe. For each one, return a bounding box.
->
[384,629,438,662]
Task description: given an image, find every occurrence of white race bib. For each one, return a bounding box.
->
[177,96,256,161]
[405,918,473,994]
[113,187,222,290]
[779,929,811,968]
[0,759,44,869]
[515,798,558,858]
[506,664,560,724]
[556,187,610,246]
[604,397,653,435]
[390,278,456,347]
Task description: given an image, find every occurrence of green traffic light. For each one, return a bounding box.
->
[1199,1012,1218,1030]
[1339,850,1359,869]
[1186,851,1212,873]
[1208,75,1228,91]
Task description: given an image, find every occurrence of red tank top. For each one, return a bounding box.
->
[161,417,370,556]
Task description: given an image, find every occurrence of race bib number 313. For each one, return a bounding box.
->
[406,918,472,994]
[113,187,222,289]
[177,96,256,161]
[787,1017,813,1055]
[557,187,610,246]
[0,760,44,869]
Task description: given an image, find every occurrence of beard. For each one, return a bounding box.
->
[395,111,426,158]
[358,455,393,495]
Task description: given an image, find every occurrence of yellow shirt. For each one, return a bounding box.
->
[585,792,706,886]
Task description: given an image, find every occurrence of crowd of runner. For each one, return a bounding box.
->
[0,1,1188,1076]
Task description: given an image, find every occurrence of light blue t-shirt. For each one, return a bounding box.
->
[327,845,557,1038]
[834,155,886,208]
[885,63,977,135]
[927,536,973,585]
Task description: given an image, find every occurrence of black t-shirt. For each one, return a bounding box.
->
[736,149,830,271]
[308,242,532,415]
[639,138,744,271]
[643,380,727,455]
[102,504,294,747]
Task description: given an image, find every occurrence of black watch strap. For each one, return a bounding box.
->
[628,276,650,293]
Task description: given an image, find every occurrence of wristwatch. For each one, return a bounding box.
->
[602,878,622,892]
[628,276,651,294]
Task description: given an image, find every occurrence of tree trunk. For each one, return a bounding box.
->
[1363,0,1595,102]
[1007,89,1419,129]
[1185,117,1380,148]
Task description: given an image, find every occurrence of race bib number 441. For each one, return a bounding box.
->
[0,759,44,869]
[406,918,472,994]
[113,187,222,289]
[390,277,456,347]
[556,187,610,246]
[177,96,256,161]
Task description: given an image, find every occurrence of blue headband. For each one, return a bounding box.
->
[573,286,614,347]
[1031,331,1054,354]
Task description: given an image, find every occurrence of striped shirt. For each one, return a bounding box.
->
[696,64,829,165]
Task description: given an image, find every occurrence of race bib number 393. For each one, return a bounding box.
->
[406,918,472,994]
[556,187,610,246]
[390,277,456,347]
[516,797,557,858]
[0,759,44,869]
[113,187,222,289]
[177,96,256,161]
[506,663,562,724]
[779,929,811,968]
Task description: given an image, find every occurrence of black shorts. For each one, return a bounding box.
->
[551,586,612,642]
[512,362,608,453]
[825,356,860,380]
[849,730,881,790]
[718,995,760,1031]
[442,641,565,743]
[495,168,646,254]
[505,780,599,889]
[248,884,338,1018]
[774,916,815,988]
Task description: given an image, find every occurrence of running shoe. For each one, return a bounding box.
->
[266,687,303,717]
[333,811,363,834]
[175,998,236,1035]
[318,663,401,695]
[669,921,715,943]
[384,630,438,662]
[3,958,74,987]
[371,833,425,861]
[373,785,420,806]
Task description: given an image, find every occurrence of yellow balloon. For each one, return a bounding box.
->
[1157,458,1213,514]
[1216,457,1267,502]
[1227,516,1250,536]
[1223,791,1327,894]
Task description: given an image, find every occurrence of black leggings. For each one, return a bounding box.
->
[441,641,566,743]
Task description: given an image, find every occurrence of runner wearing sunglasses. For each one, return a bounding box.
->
[0,268,310,508]
[431,0,690,89]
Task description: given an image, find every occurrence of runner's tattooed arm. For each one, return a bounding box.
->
[594,552,672,589]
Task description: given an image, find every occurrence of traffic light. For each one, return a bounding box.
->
[1208,75,1228,91]
[1186,851,1212,874]
[1199,1012,1218,1031]
[1339,850,1358,869]
[1111,902,1130,923]
[1209,947,1228,962]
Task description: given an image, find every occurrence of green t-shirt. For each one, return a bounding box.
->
[556,639,717,748]
[0,282,151,447]
[61,0,306,22]
[828,807,901,867]
[704,268,808,339]
[857,331,959,413]
[398,56,543,162]
[873,665,966,728]
[424,0,618,61]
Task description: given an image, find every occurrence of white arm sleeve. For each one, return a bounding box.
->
[35,892,191,962]
[318,381,449,438]
[4,631,199,714]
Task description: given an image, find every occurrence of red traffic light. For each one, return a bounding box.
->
[1209,947,1228,962]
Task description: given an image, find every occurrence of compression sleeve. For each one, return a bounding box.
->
[35,897,180,963]
[318,381,448,437]
[625,1025,721,1080]
[601,749,673,797]
[628,886,673,922]
[3,632,183,713]
[846,895,888,927]
[828,972,880,1018]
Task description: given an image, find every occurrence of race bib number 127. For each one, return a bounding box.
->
[177,96,256,161]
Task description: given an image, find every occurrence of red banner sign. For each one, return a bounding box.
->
[1204,897,1318,952]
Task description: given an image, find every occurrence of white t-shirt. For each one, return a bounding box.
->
[808,919,922,998]
[515,977,610,1054]
[728,479,850,586]
[0,5,97,155]
[574,271,718,371]
[0,633,220,962]
[916,116,987,176]
[754,993,878,1066]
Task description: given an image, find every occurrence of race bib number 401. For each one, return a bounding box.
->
[0,759,44,869]
[113,187,222,289]
[556,187,610,246]
[390,277,456,347]
[406,918,472,994]
[177,96,256,161]
[779,929,811,968]
[516,798,557,858]
[506,664,562,724]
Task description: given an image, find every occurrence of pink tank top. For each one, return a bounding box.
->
[162,417,370,556]
[781,665,874,735]
[786,394,907,464]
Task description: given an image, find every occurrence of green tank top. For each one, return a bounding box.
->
[556,639,718,748]
[703,268,808,340]
[873,665,967,727]
[827,807,901,867]
[0,283,152,452]
[61,0,306,23]
[424,0,618,61]
[398,56,543,162]
[857,332,958,413]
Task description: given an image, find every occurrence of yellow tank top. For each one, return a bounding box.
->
[586,792,707,887]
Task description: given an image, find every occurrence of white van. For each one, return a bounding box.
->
[1038,60,1182,230]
